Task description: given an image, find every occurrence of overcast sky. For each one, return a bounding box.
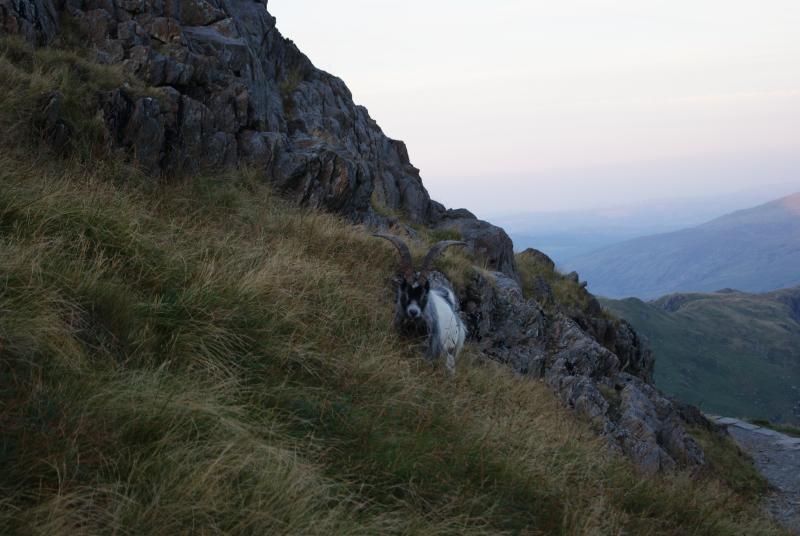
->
[270,1,800,218]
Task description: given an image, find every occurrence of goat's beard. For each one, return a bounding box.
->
[395,312,427,338]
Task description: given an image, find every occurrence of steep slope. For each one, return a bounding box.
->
[0,137,781,535]
[602,288,800,424]
[0,2,790,533]
[566,193,800,299]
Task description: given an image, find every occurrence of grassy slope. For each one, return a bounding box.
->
[0,37,786,534]
[602,292,800,425]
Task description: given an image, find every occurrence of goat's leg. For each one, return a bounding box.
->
[445,351,456,377]
[424,336,439,363]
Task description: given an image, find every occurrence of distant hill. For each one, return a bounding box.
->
[567,193,800,299]
[602,287,800,424]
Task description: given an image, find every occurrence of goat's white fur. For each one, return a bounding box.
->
[396,281,466,376]
[421,286,467,376]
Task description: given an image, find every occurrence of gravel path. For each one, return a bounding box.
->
[711,417,800,533]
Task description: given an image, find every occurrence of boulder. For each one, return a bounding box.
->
[435,216,519,281]
[519,248,556,271]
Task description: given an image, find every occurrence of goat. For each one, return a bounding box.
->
[374,233,468,375]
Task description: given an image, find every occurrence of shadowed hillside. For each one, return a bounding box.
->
[603,288,800,424]
[567,194,800,299]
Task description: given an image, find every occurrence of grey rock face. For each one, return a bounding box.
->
[463,271,548,376]
[2,0,437,226]
[1,0,60,44]
[462,270,706,472]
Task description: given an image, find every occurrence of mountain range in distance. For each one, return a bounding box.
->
[494,186,799,265]
[602,287,800,424]
[563,192,800,299]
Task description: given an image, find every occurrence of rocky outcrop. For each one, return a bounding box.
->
[1,0,60,44]
[1,0,521,278]
[2,0,437,224]
[772,288,800,324]
[432,207,519,281]
[657,294,689,313]
[462,270,706,472]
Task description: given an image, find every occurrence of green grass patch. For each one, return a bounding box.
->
[750,420,800,438]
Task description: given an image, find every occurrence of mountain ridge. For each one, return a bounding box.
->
[567,192,800,299]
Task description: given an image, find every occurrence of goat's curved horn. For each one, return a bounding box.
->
[418,240,468,281]
[373,233,414,281]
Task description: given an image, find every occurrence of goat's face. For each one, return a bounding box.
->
[374,232,466,323]
[398,278,430,320]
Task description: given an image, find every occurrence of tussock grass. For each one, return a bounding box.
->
[0,38,789,535]
[0,160,787,535]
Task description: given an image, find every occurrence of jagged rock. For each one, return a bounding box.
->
[122,96,166,173]
[608,319,654,382]
[2,0,435,225]
[463,270,706,472]
[272,144,374,215]
[462,271,548,376]
[527,275,554,305]
[179,0,224,26]
[0,0,59,44]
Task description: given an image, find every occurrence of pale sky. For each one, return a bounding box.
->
[270,1,800,218]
